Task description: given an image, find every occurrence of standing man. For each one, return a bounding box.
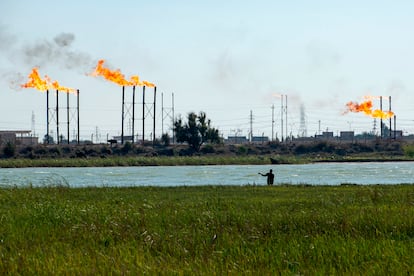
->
[259,169,275,185]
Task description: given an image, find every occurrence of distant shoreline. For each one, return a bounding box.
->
[1,155,413,168]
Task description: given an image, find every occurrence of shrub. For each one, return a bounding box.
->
[19,146,34,155]
[75,150,87,158]
[3,142,15,158]
[34,147,47,155]
[121,142,133,155]
[61,146,72,155]
[101,146,112,155]
[294,144,309,154]
[200,144,215,154]
[403,144,414,157]
[237,146,248,155]
[48,147,62,156]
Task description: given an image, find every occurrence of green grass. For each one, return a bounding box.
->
[1,154,412,168]
[0,155,273,168]
[0,185,413,274]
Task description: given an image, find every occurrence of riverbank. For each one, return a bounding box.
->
[1,154,413,168]
[1,185,413,274]
[0,155,271,168]
[2,139,414,167]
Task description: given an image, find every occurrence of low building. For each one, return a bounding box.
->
[340,131,355,141]
[0,130,38,146]
[225,136,248,144]
[111,135,134,144]
[251,136,269,144]
[316,131,334,140]
[390,130,403,139]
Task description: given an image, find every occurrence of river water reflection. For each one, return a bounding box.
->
[0,162,413,188]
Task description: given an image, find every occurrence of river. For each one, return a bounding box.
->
[0,162,413,188]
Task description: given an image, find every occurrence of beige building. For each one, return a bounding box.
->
[0,131,38,146]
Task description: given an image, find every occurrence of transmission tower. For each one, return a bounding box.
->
[372,118,377,135]
[162,92,175,143]
[31,111,36,137]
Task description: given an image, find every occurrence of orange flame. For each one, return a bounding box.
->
[91,59,155,87]
[91,60,131,86]
[130,75,143,86]
[142,80,155,88]
[21,68,49,92]
[345,99,394,119]
[50,80,77,93]
[21,68,76,93]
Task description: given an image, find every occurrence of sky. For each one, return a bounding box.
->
[1,0,414,142]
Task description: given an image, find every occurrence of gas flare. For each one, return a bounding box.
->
[21,68,49,92]
[50,80,76,93]
[345,99,394,119]
[142,80,155,88]
[91,59,131,86]
[91,59,155,87]
[21,68,76,93]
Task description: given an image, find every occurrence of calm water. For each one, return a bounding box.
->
[0,162,413,188]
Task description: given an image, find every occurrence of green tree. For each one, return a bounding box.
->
[43,134,55,144]
[161,133,171,146]
[3,142,15,158]
[174,112,220,152]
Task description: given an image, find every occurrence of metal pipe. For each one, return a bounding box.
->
[46,89,49,144]
[77,89,80,144]
[56,90,59,144]
[67,91,70,144]
[121,86,125,144]
[380,96,383,138]
[161,92,164,135]
[132,85,136,144]
[394,115,396,139]
[153,86,156,146]
[142,86,146,144]
[389,96,392,139]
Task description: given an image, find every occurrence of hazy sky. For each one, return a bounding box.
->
[1,0,413,142]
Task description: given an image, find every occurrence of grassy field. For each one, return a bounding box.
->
[0,185,413,274]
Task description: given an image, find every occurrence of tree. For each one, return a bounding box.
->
[161,133,171,146]
[43,134,55,144]
[174,112,220,152]
[3,142,15,158]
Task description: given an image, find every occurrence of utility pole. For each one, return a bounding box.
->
[249,110,253,143]
[280,94,288,142]
[271,104,275,141]
[389,96,392,139]
[31,111,35,137]
[380,96,383,139]
[285,95,288,141]
[281,96,284,142]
